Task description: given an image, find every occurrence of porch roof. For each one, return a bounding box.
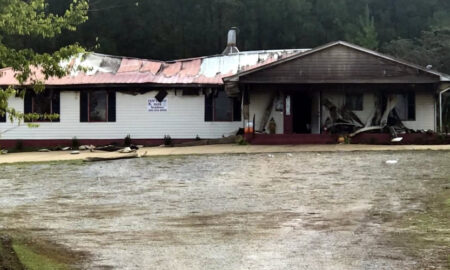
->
[223,41,450,85]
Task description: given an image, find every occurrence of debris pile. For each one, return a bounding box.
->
[321,94,439,142]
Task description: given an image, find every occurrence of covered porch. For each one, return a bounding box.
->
[240,83,439,144]
[223,41,447,144]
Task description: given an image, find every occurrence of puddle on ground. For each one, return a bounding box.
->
[0,151,449,269]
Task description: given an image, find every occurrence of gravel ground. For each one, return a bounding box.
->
[0,151,449,269]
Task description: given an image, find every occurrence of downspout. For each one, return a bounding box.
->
[439,87,450,133]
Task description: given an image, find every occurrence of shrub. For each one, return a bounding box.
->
[163,135,173,146]
[71,137,80,149]
[344,136,352,144]
[236,135,248,145]
[15,140,24,151]
[124,134,132,146]
[195,135,201,141]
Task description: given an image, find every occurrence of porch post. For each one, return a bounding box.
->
[283,91,293,134]
[242,85,252,139]
[439,87,450,132]
[319,90,322,134]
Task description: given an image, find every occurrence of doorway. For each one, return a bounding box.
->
[292,93,312,133]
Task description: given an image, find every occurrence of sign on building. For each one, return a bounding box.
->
[148,98,168,112]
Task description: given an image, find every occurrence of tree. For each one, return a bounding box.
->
[0,0,88,123]
[349,4,379,50]
[383,27,450,74]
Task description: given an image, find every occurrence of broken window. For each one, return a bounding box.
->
[395,92,415,121]
[205,90,241,122]
[345,93,363,111]
[89,91,108,121]
[24,90,60,122]
[80,90,116,122]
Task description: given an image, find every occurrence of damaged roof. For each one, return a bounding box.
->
[0,49,308,87]
[1,41,448,88]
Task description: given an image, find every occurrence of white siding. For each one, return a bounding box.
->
[0,91,242,140]
[403,92,435,131]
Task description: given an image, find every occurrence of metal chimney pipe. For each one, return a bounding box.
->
[227,28,237,46]
[222,27,239,55]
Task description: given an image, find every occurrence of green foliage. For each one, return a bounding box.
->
[236,135,248,145]
[383,26,450,74]
[348,4,379,50]
[344,136,352,144]
[27,0,448,61]
[12,243,69,270]
[0,0,88,124]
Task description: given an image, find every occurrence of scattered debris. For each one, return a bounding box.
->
[62,147,71,151]
[71,151,80,155]
[96,145,122,152]
[322,94,426,141]
[386,160,398,164]
[130,145,140,150]
[79,145,95,151]
[38,149,51,152]
[84,153,139,162]
[118,147,134,153]
[391,137,403,143]
[0,150,8,155]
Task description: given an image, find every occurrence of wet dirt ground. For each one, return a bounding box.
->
[0,151,449,269]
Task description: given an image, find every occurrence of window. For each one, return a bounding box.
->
[0,111,6,122]
[24,90,60,122]
[345,93,363,111]
[395,92,415,121]
[89,91,107,121]
[205,90,241,122]
[80,90,116,122]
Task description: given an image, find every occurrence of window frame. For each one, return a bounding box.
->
[205,90,241,122]
[396,92,416,121]
[80,90,116,123]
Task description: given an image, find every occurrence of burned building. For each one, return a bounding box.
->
[0,29,449,147]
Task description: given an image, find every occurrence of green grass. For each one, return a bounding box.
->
[388,188,450,269]
[12,243,69,270]
[0,231,87,270]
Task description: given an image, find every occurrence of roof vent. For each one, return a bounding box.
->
[222,27,239,55]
